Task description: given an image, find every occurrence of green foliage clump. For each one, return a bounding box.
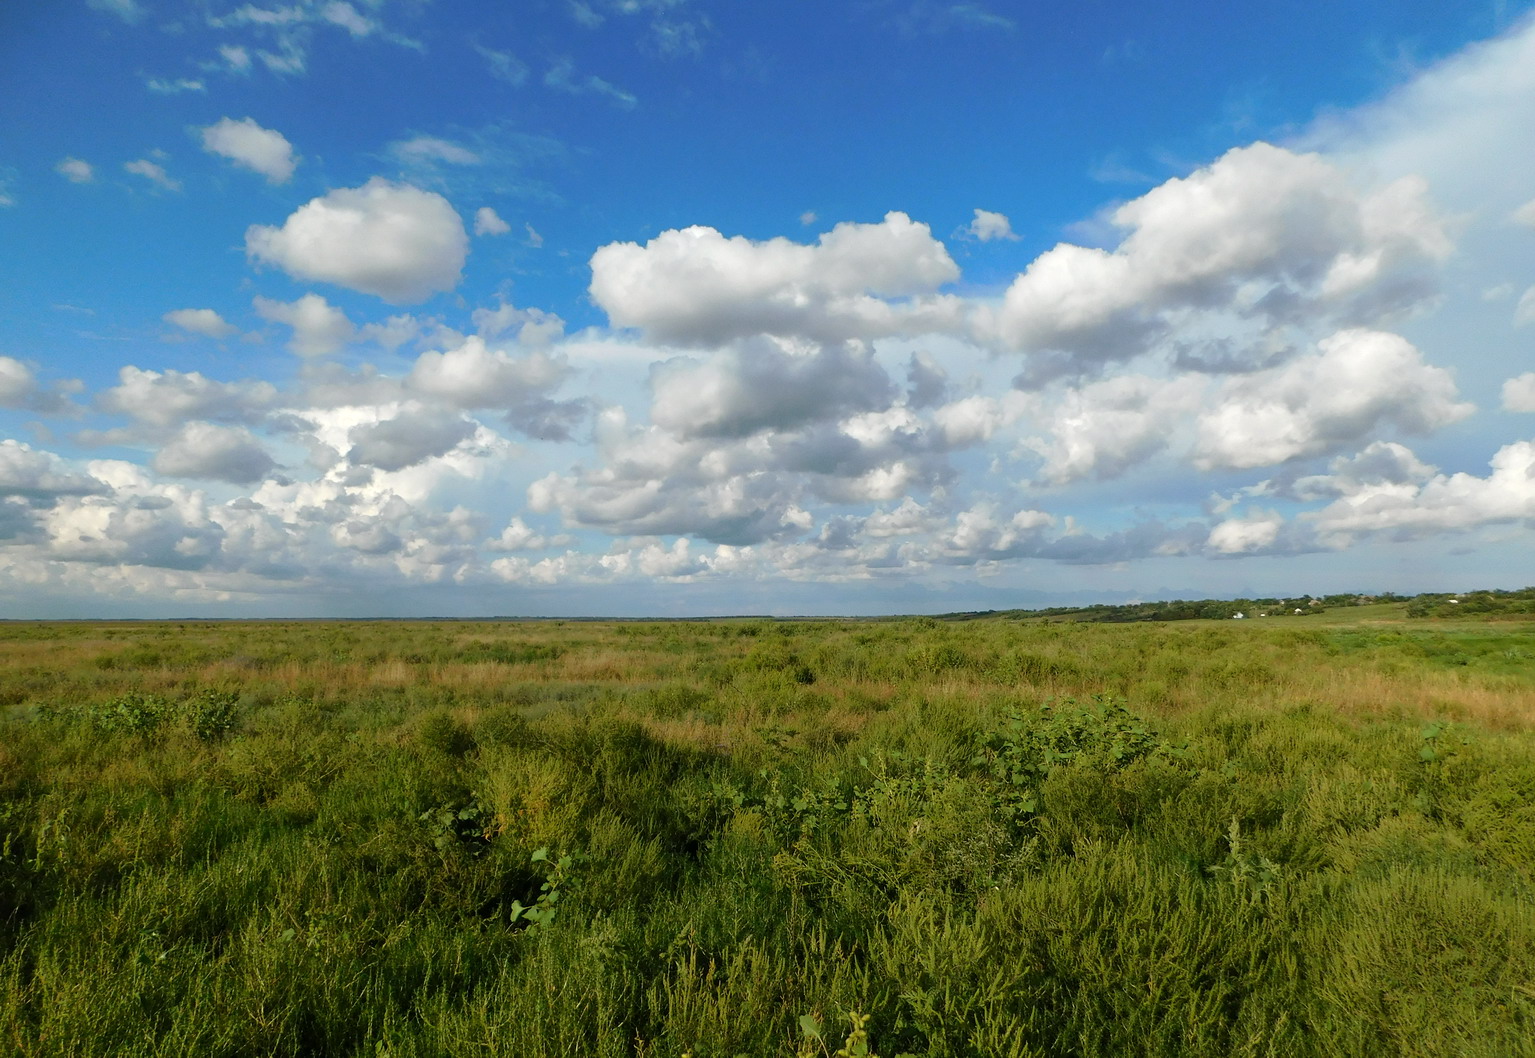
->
[972,695,1184,807]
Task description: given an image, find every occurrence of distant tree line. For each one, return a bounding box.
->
[1404,588,1535,618]
[935,588,1535,624]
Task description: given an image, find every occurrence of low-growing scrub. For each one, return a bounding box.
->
[1,612,1533,1056]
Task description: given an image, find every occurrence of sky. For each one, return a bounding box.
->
[1,1,1534,617]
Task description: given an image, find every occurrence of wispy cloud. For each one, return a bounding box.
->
[476,44,529,86]
[545,58,637,109]
[146,77,207,94]
[123,158,182,192]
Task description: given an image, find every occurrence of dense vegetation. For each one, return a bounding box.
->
[1404,588,1535,619]
[947,587,1535,624]
[2,608,1534,1056]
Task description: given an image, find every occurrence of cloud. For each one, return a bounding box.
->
[87,0,143,23]
[346,406,478,471]
[1207,511,1283,554]
[474,206,511,236]
[246,179,469,303]
[0,357,81,415]
[153,423,277,484]
[936,503,1055,563]
[477,45,529,86]
[563,0,713,58]
[124,158,182,192]
[321,1,376,37]
[968,208,1018,241]
[200,117,298,183]
[472,301,565,346]
[1301,17,1535,217]
[359,314,421,352]
[1289,441,1437,501]
[164,308,238,339]
[487,516,569,552]
[407,335,570,417]
[1516,286,1535,326]
[1193,329,1473,470]
[1513,198,1535,229]
[0,441,105,500]
[526,385,962,547]
[257,41,307,76]
[97,366,276,430]
[0,359,43,410]
[38,463,224,571]
[883,1,1015,34]
[253,293,355,357]
[56,158,94,184]
[544,58,637,108]
[1503,372,1535,413]
[1308,439,1535,542]
[982,143,1451,369]
[147,78,207,94]
[391,136,481,166]
[650,338,897,439]
[589,211,962,345]
[1024,373,1203,483]
[218,44,253,73]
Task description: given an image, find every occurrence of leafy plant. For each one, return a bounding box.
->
[1208,818,1281,903]
[87,692,170,735]
[509,846,579,932]
[184,688,239,741]
[970,695,1185,814]
[798,1010,885,1058]
[418,799,493,857]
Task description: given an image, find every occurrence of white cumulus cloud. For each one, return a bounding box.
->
[983,143,1451,368]
[968,208,1018,241]
[407,336,567,408]
[56,158,94,183]
[1308,440,1535,542]
[346,406,478,471]
[254,294,356,357]
[200,117,298,184]
[98,367,276,430]
[1502,372,1535,413]
[1193,329,1472,470]
[590,211,962,345]
[1207,512,1284,554]
[474,206,511,236]
[153,423,277,484]
[246,179,469,304]
[164,308,238,340]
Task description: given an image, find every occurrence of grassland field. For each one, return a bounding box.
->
[1,604,1534,1056]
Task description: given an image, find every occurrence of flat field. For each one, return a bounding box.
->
[2,609,1533,1056]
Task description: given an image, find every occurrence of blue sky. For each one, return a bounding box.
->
[1,0,1533,617]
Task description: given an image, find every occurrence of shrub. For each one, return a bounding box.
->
[184,688,239,741]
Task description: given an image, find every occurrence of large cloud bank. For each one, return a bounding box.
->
[8,17,1535,613]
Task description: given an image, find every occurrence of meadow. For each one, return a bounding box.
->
[1,605,1533,1056]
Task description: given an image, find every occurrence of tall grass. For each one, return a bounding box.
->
[1,613,1533,1055]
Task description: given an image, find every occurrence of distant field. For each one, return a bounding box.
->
[2,611,1533,1056]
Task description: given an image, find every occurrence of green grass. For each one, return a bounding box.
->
[1,614,1534,1056]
